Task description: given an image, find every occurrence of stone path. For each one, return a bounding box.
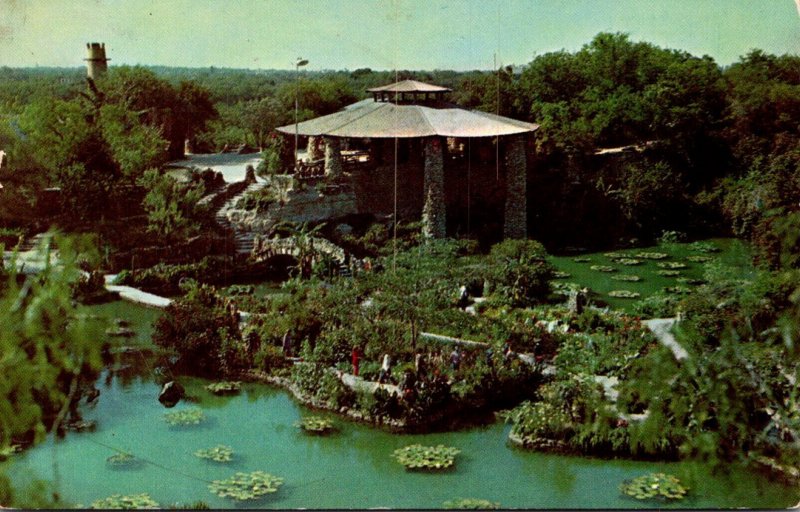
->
[103,275,173,308]
[339,371,400,396]
[643,318,689,361]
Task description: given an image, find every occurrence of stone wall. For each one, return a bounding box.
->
[422,137,446,238]
[503,134,527,239]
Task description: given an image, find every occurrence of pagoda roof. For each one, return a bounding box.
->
[277,98,538,139]
[367,80,452,93]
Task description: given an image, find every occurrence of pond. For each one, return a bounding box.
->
[9,294,798,509]
[549,238,753,312]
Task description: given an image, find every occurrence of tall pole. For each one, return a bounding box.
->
[294,58,308,169]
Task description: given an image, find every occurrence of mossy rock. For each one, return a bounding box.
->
[295,416,337,435]
[608,290,641,299]
[392,444,461,471]
[164,407,205,426]
[194,445,233,462]
[443,498,501,509]
[208,471,284,501]
[205,381,242,395]
[91,493,159,509]
[620,472,688,501]
[611,274,642,282]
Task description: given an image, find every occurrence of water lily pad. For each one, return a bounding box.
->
[572,257,591,263]
[590,265,616,273]
[208,471,283,501]
[164,407,205,426]
[611,274,642,282]
[608,290,641,299]
[603,252,629,259]
[0,444,21,461]
[205,381,242,395]
[443,498,501,509]
[194,445,234,462]
[635,252,669,260]
[620,473,688,501]
[656,270,681,277]
[392,444,461,471]
[552,271,571,279]
[657,262,688,269]
[676,277,706,285]
[295,416,337,435]
[106,452,142,469]
[686,255,713,263]
[689,241,719,253]
[615,258,642,266]
[91,493,159,509]
[663,286,691,295]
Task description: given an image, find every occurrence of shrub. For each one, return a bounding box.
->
[488,239,554,307]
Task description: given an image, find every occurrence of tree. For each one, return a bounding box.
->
[0,233,105,507]
[137,169,205,242]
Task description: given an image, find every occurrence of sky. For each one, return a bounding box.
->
[0,0,798,71]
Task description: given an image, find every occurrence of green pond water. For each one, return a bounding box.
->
[549,238,753,312]
[9,280,799,509]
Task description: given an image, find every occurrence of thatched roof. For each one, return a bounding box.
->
[367,80,451,93]
[277,82,538,139]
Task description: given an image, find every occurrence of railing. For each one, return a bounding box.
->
[294,159,325,181]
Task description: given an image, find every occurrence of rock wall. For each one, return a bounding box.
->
[422,137,446,238]
[503,134,527,239]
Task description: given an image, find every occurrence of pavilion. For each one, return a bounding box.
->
[276,80,538,239]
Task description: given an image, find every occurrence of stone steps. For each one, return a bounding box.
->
[213,181,266,255]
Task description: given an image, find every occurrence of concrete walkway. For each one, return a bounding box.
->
[643,318,689,361]
[339,371,400,396]
[103,275,173,308]
[168,153,263,184]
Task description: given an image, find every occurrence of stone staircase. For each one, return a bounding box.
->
[17,232,53,253]
[214,181,265,256]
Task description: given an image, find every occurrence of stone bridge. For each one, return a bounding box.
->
[251,236,347,265]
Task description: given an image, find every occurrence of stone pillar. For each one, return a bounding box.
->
[422,137,446,239]
[324,136,343,179]
[503,134,527,239]
[308,136,325,161]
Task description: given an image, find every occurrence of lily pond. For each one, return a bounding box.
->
[549,238,753,312]
[7,269,799,509]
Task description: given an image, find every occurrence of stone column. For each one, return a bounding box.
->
[324,136,343,179]
[308,136,325,161]
[422,137,446,239]
[503,134,527,239]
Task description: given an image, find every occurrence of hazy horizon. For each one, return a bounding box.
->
[1,0,798,72]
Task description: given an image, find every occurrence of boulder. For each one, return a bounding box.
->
[158,380,185,408]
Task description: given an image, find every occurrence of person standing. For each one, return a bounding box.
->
[282,330,293,357]
[378,353,392,383]
[351,345,361,376]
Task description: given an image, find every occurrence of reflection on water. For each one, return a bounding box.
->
[8,287,800,509]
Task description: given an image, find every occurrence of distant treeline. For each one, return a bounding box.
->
[1,32,798,257]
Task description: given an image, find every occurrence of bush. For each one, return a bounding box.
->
[488,239,554,307]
